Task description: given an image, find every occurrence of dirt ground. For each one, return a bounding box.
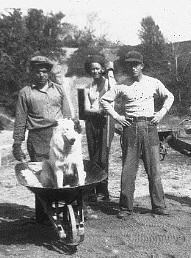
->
[0,126,191,258]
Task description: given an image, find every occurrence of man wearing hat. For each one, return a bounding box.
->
[101,51,174,218]
[12,55,74,223]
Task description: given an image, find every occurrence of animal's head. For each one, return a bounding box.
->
[55,118,79,145]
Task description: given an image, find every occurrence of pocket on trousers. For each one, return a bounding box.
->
[148,125,160,146]
[123,125,137,147]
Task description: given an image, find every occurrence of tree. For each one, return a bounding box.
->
[115,45,135,75]
[66,12,114,76]
[139,16,165,46]
[25,9,66,59]
[0,8,66,114]
[166,41,191,114]
[138,16,166,70]
[0,9,28,91]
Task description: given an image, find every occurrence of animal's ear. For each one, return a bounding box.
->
[73,119,82,134]
[56,119,62,127]
[52,120,58,127]
[56,118,67,127]
[101,67,106,74]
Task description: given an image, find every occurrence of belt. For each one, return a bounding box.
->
[126,116,153,122]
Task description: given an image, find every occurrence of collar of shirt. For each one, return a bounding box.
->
[31,80,54,92]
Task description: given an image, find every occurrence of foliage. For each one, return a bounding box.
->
[65,11,117,76]
[138,16,167,69]
[115,16,191,116]
[139,16,165,45]
[0,8,66,114]
[66,36,115,77]
[115,17,168,79]
[1,9,191,117]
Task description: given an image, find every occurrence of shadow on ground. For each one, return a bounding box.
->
[87,199,152,216]
[1,197,191,257]
[166,194,191,207]
[0,203,77,255]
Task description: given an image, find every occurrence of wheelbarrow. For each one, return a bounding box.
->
[15,160,107,246]
[158,119,191,159]
[158,128,174,161]
[177,118,191,135]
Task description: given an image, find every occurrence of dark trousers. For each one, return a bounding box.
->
[85,115,114,196]
[27,127,53,223]
[120,121,166,211]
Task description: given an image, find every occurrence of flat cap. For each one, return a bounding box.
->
[124,51,143,63]
[30,56,53,70]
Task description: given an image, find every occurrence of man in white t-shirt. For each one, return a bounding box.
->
[101,51,174,218]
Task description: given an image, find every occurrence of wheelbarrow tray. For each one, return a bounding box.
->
[15,159,107,202]
[15,160,107,246]
[158,129,173,141]
[167,134,191,157]
[157,128,191,158]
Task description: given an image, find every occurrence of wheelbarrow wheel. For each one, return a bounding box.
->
[159,142,168,161]
[63,204,84,246]
[49,202,84,246]
[74,202,85,243]
[63,204,79,245]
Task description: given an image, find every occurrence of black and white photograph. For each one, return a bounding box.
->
[0,0,191,257]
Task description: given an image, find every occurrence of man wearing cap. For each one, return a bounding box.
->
[12,55,74,223]
[100,51,174,218]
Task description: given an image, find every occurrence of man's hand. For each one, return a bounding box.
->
[12,142,26,161]
[73,119,82,134]
[151,108,167,125]
[114,115,132,127]
[105,61,114,72]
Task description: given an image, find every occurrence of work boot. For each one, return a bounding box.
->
[96,193,110,202]
[84,205,98,220]
[152,208,170,216]
[117,210,133,219]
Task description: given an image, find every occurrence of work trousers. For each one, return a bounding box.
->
[27,127,53,223]
[85,115,114,196]
[120,120,166,211]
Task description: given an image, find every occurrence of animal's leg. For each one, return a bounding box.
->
[41,160,57,188]
[76,161,86,185]
[56,169,63,188]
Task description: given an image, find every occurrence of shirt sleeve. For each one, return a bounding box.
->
[100,85,120,118]
[13,89,28,142]
[155,79,174,111]
[84,86,92,112]
[61,80,75,119]
[107,70,117,90]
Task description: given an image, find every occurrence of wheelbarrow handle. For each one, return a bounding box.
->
[178,118,191,126]
[20,158,28,163]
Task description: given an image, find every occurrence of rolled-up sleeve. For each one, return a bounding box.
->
[100,86,120,118]
[155,80,174,111]
[61,80,75,118]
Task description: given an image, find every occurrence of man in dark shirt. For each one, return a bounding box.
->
[12,56,74,223]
